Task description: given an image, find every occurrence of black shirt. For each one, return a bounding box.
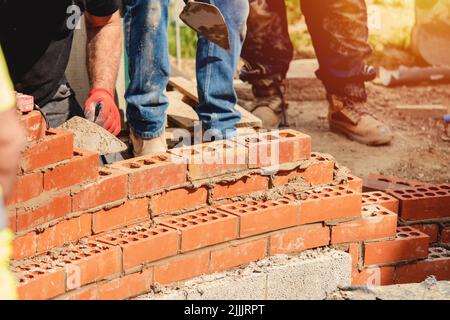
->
[0,0,120,106]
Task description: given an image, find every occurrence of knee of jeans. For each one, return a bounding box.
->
[145,0,167,30]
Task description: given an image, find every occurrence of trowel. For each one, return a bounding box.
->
[180,0,231,50]
[59,116,127,156]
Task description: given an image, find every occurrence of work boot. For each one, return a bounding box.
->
[130,128,167,157]
[250,84,287,129]
[328,95,393,146]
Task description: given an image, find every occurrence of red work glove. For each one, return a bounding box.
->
[84,88,121,136]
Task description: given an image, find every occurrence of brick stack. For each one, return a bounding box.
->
[7,111,450,300]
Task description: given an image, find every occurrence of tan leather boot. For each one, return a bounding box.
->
[328,95,393,146]
[130,128,167,157]
[249,84,287,129]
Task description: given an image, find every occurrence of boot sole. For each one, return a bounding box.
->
[329,123,393,146]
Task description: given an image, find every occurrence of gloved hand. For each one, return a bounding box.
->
[84,88,121,136]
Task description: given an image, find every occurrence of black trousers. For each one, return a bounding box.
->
[240,0,372,94]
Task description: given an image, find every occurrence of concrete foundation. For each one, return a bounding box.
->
[135,249,351,300]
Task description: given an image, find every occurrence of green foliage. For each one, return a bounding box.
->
[168,20,198,59]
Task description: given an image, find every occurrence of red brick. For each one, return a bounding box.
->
[234,129,311,168]
[111,153,187,195]
[150,187,208,216]
[36,214,92,253]
[169,140,248,180]
[348,243,361,268]
[410,223,439,243]
[352,266,395,286]
[5,171,43,206]
[97,222,178,272]
[210,238,267,273]
[8,208,16,232]
[154,251,210,285]
[160,208,238,252]
[217,198,298,238]
[59,240,122,289]
[211,175,269,201]
[16,193,71,232]
[395,247,450,284]
[97,268,153,300]
[364,174,426,192]
[16,93,34,113]
[287,186,362,224]
[20,129,73,173]
[388,185,450,221]
[93,198,148,234]
[57,286,98,300]
[442,225,450,243]
[43,149,99,191]
[269,223,330,255]
[14,262,65,300]
[331,205,398,244]
[20,111,46,142]
[12,232,37,260]
[72,168,127,212]
[364,227,430,266]
[346,175,363,193]
[362,192,399,213]
[273,153,334,187]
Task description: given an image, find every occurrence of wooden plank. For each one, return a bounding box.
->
[168,77,262,128]
[166,91,199,129]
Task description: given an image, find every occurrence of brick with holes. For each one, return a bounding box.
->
[160,208,238,252]
[217,198,298,238]
[364,227,430,266]
[286,186,362,224]
[110,153,187,196]
[331,205,398,244]
[364,174,427,192]
[233,129,311,168]
[388,185,450,221]
[97,222,178,272]
[409,223,439,243]
[362,192,399,213]
[168,140,248,180]
[13,261,65,300]
[272,152,335,187]
[395,247,450,284]
[345,175,364,193]
[54,240,122,288]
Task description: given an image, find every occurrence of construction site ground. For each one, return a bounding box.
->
[279,82,450,184]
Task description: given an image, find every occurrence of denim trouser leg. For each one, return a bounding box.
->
[124,0,170,139]
[196,0,250,139]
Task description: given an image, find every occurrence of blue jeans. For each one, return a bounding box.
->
[124,0,249,139]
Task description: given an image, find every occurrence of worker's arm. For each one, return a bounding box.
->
[0,48,25,199]
[84,10,123,136]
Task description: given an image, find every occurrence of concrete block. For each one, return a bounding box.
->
[266,250,352,300]
[184,272,267,300]
[136,249,352,300]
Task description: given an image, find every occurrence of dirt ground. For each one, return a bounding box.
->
[240,81,450,184]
